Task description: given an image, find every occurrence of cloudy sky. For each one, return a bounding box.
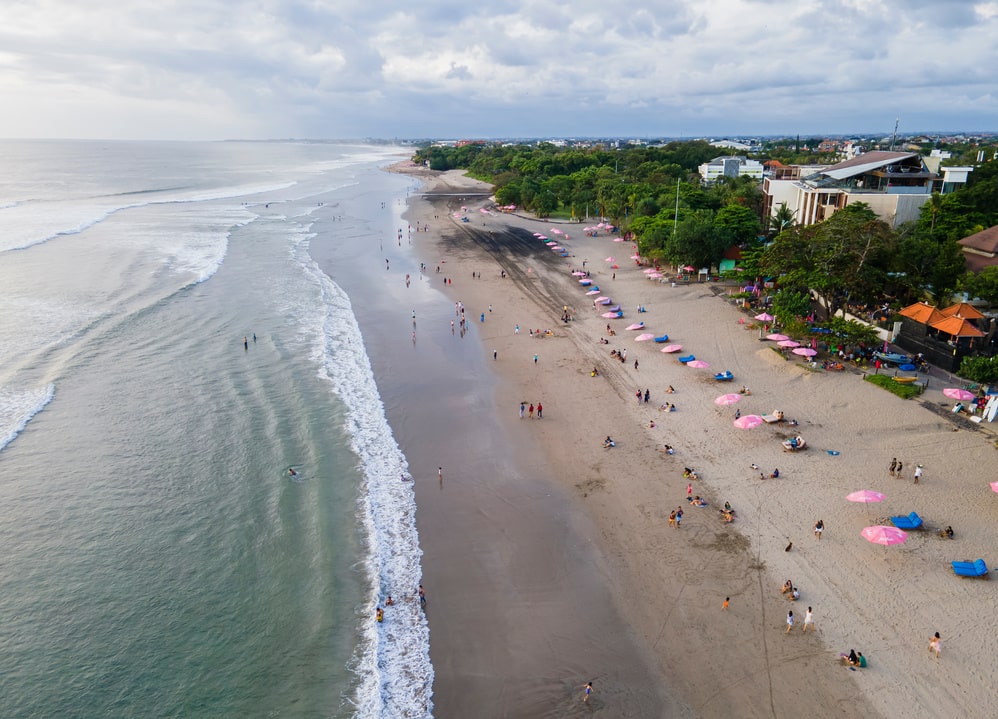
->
[3,0,997,140]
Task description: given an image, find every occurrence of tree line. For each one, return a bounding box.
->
[413,142,998,312]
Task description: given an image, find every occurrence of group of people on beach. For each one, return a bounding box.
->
[888,457,924,483]
[519,401,543,419]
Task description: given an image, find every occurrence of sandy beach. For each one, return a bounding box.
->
[391,163,998,718]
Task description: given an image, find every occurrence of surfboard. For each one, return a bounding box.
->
[985,395,998,422]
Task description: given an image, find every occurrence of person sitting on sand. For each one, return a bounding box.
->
[782,580,793,594]
[789,587,800,601]
[770,468,780,479]
[648,419,656,428]
[750,463,759,470]
[721,510,734,523]
[603,436,615,449]
[666,385,675,394]
[740,386,751,395]
[662,444,674,455]
[683,467,698,479]
[691,496,707,507]
[938,525,954,539]
[724,501,733,512]
[843,649,859,666]
[591,366,599,376]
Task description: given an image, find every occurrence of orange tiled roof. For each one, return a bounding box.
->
[939,303,985,320]
[929,315,985,337]
[899,302,944,324]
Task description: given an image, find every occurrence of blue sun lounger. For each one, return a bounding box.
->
[951,559,989,578]
[714,371,734,381]
[654,335,669,343]
[678,355,695,364]
[890,512,923,530]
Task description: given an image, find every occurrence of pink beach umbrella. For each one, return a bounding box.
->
[613,237,626,242]
[715,393,742,405]
[630,254,641,260]
[778,340,801,348]
[754,312,775,322]
[625,323,645,330]
[649,272,664,279]
[605,256,615,262]
[661,344,683,353]
[793,347,818,357]
[861,525,908,547]
[602,312,622,319]
[846,490,885,503]
[734,415,764,429]
[643,268,657,274]
[990,481,998,493]
[538,235,548,240]
[687,360,711,369]
[943,388,976,401]
[572,271,587,277]
[585,289,601,295]
[532,232,543,237]
[766,333,789,341]
[635,333,655,342]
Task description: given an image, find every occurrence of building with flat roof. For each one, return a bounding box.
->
[698,156,764,183]
[762,151,972,228]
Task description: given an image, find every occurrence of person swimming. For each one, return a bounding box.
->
[288,467,298,477]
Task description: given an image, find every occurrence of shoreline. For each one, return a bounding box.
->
[391,162,998,718]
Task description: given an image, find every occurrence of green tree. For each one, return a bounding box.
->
[771,290,812,324]
[760,203,894,319]
[961,265,998,305]
[958,355,998,385]
[715,204,763,245]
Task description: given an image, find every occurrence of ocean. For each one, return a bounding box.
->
[0,140,433,718]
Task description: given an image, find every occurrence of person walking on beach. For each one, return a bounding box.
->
[896,460,904,480]
[644,389,650,403]
[889,457,897,476]
[519,402,525,419]
[814,519,823,540]
[437,467,442,482]
[418,584,426,608]
[583,681,594,703]
[914,464,923,484]
[675,507,683,528]
[528,403,534,419]
[786,610,795,633]
[634,359,639,371]
[803,606,815,632]
[929,631,941,658]
[243,336,248,350]
[722,597,729,610]
[533,353,538,364]
[687,483,693,497]
[636,389,642,403]
[536,402,542,418]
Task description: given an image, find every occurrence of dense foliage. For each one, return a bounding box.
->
[415,141,998,312]
[958,355,998,385]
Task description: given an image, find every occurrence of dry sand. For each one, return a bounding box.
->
[393,163,998,718]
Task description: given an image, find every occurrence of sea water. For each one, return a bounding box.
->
[0,140,432,717]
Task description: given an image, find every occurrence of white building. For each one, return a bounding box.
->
[698,156,764,182]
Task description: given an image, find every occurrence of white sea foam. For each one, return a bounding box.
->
[296,241,433,719]
[0,383,56,453]
[0,181,296,254]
